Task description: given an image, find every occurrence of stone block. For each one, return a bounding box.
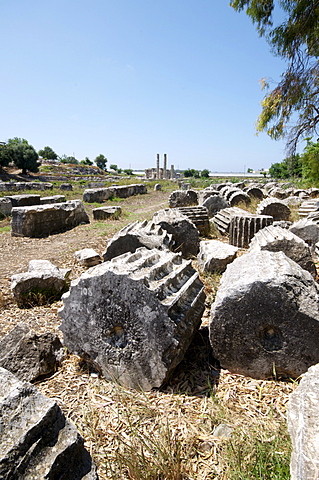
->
[256,197,291,221]
[102,220,175,261]
[59,247,206,390]
[0,367,98,479]
[152,208,200,257]
[197,240,238,273]
[177,206,210,236]
[74,248,102,267]
[229,214,273,248]
[60,183,73,191]
[11,200,90,237]
[201,195,229,218]
[93,206,122,220]
[212,207,250,235]
[288,363,319,480]
[0,323,64,382]
[249,225,317,277]
[40,195,66,204]
[209,251,319,379]
[169,190,198,208]
[0,197,12,217]
[289,218,319,252]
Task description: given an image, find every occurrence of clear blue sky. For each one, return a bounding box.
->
[1,0,290,172]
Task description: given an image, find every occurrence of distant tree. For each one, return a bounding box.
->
[268,154,303,179]
[95,154,108,171]
[0,144,10,167]
[4,138,39,174]
[109,164,118,171]
[117,168,122,174]
[184,168,199,178]
[200,169,210,178]
[80,157,93,166]
[269,162,288,179]
[123,168,133,175]
[59,155,78,165]
[247,168,253,173]
[38,146,58,160]
[300,139,319,181]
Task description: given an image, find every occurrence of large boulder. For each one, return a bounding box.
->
[59,247,206,390]
[0,367,98,479]
[289,218,319,253]
[11,259,69,306]
[288,363,319,480]
[0,323,64,382]
[11,200,89,237]
[209,251,319,379]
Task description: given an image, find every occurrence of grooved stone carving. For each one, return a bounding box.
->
[177,206,210,236]
[229,214,273,248]
[212,207,250,235]
[228,191,251,207]
[11,200,90,237]
[102,220,175,261]
[244,186,264,200]
[209,251,319,379]
[256,197,291,221]
[59,248,206,390]
[298,199,319,218]
[249,225,317,277]
[168,190,198,208]
[152,209,200,257]
[0,367,98,479]
[288,363,319,480]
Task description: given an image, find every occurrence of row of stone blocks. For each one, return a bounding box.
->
[0,194,66,217]
[83,183,147,203]
[0,181,53,192]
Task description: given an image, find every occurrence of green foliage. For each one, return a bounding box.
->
[0,144,10,167]
[4,138,39,174]
[80,157,93,166]
[184,168,200,178]
[95,154,108,171]
[123,168,133,175]
[231,0,319,152]
[109,164,118,171]
[269,154,302,179]
[201,168,210,178]
[38,146,58,160]
[300,139,319,182]
[59,155,78,165]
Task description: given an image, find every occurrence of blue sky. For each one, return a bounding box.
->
[1,0,290,172]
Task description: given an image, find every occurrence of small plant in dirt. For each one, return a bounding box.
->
[18,286,68,308]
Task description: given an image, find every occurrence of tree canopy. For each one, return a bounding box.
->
[95,154,108,171]
[38,146,58,160]
[230,0,319,152]
[0,138,39,174]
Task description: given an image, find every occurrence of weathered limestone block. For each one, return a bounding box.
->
[256,197,291,221]
[287,363,319,480]
[198,188,219,204]
[154,183,161,191]
[212,207,250,235]
[11,200,90,237]
[0,197,12,217]
[249,225,317,277]
[0,324,64,382]
[60,183,73,191]
[168,189,198,208]
[93,206,122,220]
[74,248,102,267]
[177,206,210,236]
[229,214,273,248]
[197,240,238,273]
[289,218,319,252]
[7,194,41,207]
[102,220,175,261]
[152,208,200,257]
[83,187,113,203]
[59,248,206,390]
[40,195,66,204]
[0,367,98,479]
[209,251,319,379]
[0,182,53,192]
[269,187,289,199]
[202,195,229,218]
[11,259,69,306]
[224,187,242,201]
[283,196,303,207]
[229,190,251,207]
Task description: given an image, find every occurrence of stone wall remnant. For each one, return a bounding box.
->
[59,247,206,390]
[11,200,89,237]
[209,251,319,379]
[83,184,147,203]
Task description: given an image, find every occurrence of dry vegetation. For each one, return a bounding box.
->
[0,176,296,479]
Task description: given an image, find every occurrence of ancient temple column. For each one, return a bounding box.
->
[156,154,160,180]
[163,153,167,179]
